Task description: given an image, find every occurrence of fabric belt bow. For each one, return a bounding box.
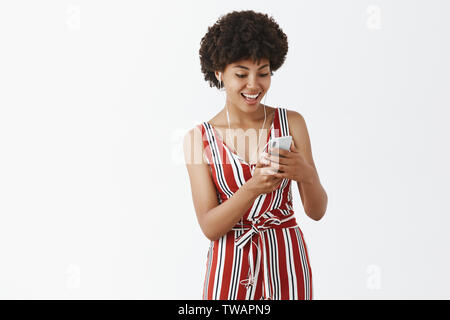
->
[233,214,296,299]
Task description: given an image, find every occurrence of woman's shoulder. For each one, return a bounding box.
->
[285,108,309,146]
[286,108,306,124]
[201,108,223,129]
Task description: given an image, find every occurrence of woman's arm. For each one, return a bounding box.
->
[183,127,259,241]
[200,183,259,241]
[298,170,328,221]
[287,110,328,221]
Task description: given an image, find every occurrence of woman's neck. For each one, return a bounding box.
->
[224,101,267,127]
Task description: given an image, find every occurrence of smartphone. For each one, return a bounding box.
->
[269,136,292,154]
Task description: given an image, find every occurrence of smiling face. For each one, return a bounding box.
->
[216,57,272,113]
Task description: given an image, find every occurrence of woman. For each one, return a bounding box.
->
[183,10,328,300]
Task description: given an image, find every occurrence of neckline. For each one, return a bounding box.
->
[206,107,278,166]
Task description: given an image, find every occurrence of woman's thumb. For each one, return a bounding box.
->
[255,160,265,168]
[256,153,269,168]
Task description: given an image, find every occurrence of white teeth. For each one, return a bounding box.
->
[242,92,260,99]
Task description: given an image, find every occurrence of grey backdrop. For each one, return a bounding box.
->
[0,0,449,299]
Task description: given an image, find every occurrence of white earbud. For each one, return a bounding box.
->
[218,72,223,90]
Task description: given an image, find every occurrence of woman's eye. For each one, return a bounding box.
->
[236,73,270,78]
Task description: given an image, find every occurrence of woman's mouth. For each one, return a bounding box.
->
[241,92,261,104]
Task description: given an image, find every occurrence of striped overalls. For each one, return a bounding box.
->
[198,107,313,300]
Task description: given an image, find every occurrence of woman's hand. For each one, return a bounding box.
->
[267,140,316,184]
[243,152,284,197]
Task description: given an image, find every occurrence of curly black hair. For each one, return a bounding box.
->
[199,10,289,89]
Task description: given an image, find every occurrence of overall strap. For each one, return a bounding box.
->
[277,107,290,137]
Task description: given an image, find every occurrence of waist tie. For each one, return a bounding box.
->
[232,214,298,300]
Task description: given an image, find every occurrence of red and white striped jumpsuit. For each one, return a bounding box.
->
[197,107,313,300]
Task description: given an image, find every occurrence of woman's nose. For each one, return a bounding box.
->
[246,75,259,88]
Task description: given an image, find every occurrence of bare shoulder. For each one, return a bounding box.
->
[207,109,226,127]
[183,124,220,230]
[286,109,308,142]
[183,124,209,166]
[286,109,316,168]
[286,109,306,130]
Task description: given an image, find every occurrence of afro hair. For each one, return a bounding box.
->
[199,10,289,89]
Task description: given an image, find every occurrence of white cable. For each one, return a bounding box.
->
[219,72,271,233]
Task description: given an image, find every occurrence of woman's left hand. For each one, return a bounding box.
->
[264,140,316,184]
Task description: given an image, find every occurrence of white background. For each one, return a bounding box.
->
[0,0,449,299]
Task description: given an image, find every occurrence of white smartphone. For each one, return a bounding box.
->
[269,136,292,153]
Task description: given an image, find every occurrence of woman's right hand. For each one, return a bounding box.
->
[244,152,284,197]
